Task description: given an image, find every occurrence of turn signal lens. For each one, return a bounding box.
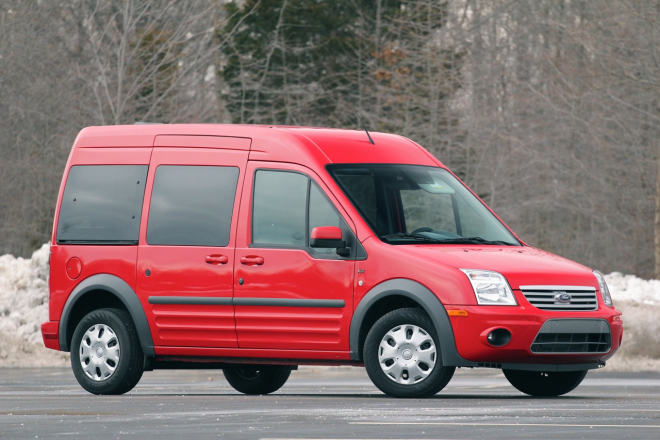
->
[447,309,468,317]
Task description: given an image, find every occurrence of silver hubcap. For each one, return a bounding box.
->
[79,324,120,382]
[378,324,436,384]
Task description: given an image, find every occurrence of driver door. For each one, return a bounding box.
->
[233,162,358,352]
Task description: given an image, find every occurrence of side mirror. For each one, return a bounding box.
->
[310,226,345,249]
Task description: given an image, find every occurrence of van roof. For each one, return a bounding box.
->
[73,124,442,168]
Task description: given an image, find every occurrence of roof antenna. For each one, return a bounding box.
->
[352,105,375,145]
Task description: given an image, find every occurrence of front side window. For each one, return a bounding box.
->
[328,164,519,246]
[57,165,148,244]
[252,170,350,254]
[309,183,341,232]
[147,165,239,246]
[308,182,343,253]
[252,170,308,246]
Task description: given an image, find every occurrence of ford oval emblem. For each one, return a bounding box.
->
[554,293,572,303]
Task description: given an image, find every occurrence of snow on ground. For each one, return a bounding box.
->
[0,245,659,370]
[0,244,68,366]
[605,272,660,305]
[602,273,660,371]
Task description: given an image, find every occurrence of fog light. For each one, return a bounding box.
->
[487,329,511,347]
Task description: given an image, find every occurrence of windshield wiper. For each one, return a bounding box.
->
[431,236,518,246]
[381,234,517,246]
[381,233,444,242]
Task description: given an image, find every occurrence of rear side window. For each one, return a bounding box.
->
[57,165,148,244]
[147,165,239,246]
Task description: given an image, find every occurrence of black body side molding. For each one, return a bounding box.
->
[148,297,345,308]
[58,274,155,355]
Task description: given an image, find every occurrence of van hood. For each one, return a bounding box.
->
[393,244,599,290]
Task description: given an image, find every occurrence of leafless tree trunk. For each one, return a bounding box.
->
[0,0,230,255]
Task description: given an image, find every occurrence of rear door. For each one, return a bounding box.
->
[137,136,249,348]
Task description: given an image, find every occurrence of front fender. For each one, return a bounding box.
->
[349,278,474,367]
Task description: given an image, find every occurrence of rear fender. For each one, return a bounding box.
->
[58,274,154,355]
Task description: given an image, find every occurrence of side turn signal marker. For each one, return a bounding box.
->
[447,310,468,317]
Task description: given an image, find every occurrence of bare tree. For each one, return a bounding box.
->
[3,0,660,281]
[70,0,222,124]
[0,0,230,256]
[444,0,660,277]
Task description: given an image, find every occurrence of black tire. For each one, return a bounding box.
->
[222,365,293,395]
[363,308,455,398]
[70,308,144,395]
[503,369,588,396]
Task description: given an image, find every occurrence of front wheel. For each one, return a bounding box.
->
[364,308,455,398]
[503,369,588,396]
[222,365,293,395]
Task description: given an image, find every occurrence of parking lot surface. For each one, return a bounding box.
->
[1,366,659,439]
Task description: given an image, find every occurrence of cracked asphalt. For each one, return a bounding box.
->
[1,367,659,439]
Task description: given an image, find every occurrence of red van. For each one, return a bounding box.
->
[41,124,622,397]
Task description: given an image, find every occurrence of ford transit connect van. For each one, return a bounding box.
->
[41,124,622,397]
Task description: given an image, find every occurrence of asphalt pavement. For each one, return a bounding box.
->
[1,366,659,439]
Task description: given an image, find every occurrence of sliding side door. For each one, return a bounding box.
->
[137,136,249,348]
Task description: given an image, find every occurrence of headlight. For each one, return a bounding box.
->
[593,270,613,306]
[460,269,517,306]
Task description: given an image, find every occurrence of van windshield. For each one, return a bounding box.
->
[327,164,520,246]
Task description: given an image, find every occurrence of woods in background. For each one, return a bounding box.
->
[1,0,659,279]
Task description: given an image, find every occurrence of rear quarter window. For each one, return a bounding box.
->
[57,165,148,244]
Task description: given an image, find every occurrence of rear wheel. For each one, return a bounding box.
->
[364,308,455,398]
[222,365,293,395]
[503,369,588,396]
[70,308,144,395]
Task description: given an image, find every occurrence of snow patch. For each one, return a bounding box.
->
[0,244,68,366]
[604,272,660,305]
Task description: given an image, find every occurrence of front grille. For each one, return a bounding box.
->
[531,319,611,354]
[520,285,598,311]
[531,332,611,353]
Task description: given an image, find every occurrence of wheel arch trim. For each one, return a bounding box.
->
[58,274,154,355]
[349,278,475,367]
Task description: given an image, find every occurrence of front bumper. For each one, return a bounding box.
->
[446,304,623,365]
